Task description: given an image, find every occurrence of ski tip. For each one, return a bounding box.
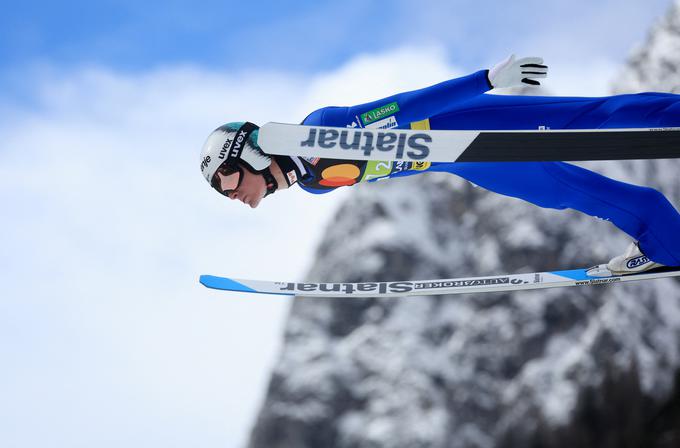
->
[199,275,258,293]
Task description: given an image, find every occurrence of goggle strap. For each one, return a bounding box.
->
[226,122,259,164]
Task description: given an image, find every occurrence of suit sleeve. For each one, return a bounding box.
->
[303,70,492,127]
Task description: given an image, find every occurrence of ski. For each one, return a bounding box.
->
[199,266,680,298]
[258,122,680,163]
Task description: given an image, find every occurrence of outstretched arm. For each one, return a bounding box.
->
[342,69,493,127]
[303,55,548,127]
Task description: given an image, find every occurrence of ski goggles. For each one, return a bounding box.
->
[211,164,243,196]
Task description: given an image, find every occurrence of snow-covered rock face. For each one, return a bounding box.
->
[612,0,680,95]
[249,4,680,447]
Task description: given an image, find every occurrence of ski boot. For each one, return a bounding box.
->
[587,241,664,277]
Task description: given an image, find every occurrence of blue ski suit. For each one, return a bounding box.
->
[296,70,680,266]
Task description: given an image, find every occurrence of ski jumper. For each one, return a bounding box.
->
[295,70,680,266]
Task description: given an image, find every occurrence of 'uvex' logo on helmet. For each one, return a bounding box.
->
[219,138,232,159]
[300,129,431,159]
[229,130,249,159]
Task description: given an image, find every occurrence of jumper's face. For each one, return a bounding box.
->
[216,166,266,208]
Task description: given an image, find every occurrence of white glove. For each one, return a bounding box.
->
[488,54,548,88]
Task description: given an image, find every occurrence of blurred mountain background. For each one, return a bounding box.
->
[248,2,680,447]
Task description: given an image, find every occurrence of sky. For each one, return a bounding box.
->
[0,1,675,447]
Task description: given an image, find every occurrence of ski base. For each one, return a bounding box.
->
[199,266,680,298]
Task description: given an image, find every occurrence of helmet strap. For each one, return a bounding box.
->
[261,168,278,197]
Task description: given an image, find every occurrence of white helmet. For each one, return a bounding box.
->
[200,122,278,197]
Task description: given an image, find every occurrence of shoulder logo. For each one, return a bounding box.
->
[361,101,400,126]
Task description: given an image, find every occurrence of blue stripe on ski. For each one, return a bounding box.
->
[200,275,258,293]
[549,269,593,281]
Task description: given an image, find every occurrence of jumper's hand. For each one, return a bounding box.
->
[488,54,548,88]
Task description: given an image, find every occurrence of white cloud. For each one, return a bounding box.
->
[296,46,463,115]
[538,59,622,97]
